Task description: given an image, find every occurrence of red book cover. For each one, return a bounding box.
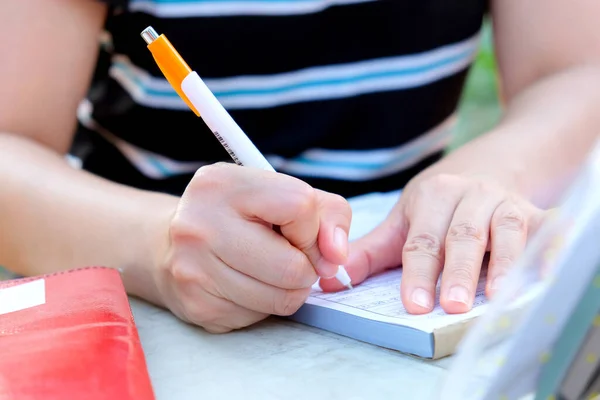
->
[0,267,155,400]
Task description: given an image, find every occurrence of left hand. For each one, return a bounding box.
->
[319,174,550,314]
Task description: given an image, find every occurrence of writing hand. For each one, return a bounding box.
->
[150,163,351,332]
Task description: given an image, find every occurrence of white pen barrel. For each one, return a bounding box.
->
[181,72,275,172]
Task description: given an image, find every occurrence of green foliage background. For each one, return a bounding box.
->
[450,20,501,152]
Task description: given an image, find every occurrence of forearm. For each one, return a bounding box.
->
[0,132,177,304]
[418,65,600,207]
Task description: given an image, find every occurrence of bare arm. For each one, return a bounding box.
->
[0,1,353,333]
[414,0,600,206]
[0,0,177,304]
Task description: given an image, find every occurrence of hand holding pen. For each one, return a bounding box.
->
[155,163,351,333]
[140,27,352,332]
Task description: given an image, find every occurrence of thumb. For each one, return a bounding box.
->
[319,211,408,292]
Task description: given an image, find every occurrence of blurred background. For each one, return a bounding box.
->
[0,20,501,281]
[450,19,501,152]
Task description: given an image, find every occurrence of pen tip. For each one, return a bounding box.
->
[141,26,160,45]
[335,265,353,290]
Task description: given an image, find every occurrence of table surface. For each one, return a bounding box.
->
[130,298,455,400]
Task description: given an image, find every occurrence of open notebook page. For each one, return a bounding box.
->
[306,190,489,333]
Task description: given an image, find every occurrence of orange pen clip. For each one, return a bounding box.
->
[141,27,200,116]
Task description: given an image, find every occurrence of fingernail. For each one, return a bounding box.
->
[411,288,433,309]
[448,286,470,305]
[334,227,348,258]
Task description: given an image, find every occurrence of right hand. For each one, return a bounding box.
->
[152,163,352,333]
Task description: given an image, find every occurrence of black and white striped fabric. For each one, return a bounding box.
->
[79,0,487,197]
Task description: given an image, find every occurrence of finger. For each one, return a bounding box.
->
[401,180,464,314]
[190,163,328,275]
[177,281,268,333]
[206,253,312,316]
[319,210,407,292]
[213,216,318,290]
[486,199,530,297]
[201,297,268,333]
[231,170,337,278]
[315,189,352,272]
[440,187,503,313]
[202,166,352,279]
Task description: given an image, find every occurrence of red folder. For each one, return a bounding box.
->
[0,267,155,400]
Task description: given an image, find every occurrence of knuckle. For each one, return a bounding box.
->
[427,174,461,191]
[325,193,353,219]
[163,261,229,330]
[329,193,351,212]
[414,174,464,201]
[165,254,214,295]
[447,221,486,247]
[471,179,497,195]
[291,184,318,218]
[446,263,475,286]
[193,163,220,181]
[200,161,230,175]
[494,203,526,232]
[190,163,230,190]
[169,211,214,248]
[415,180,435,198]
[165,257,195,285]
[274,289,309,316]
[492,253,516,268]
[403,233,442,261]
[169,211,196,240]
[280,251,311,288]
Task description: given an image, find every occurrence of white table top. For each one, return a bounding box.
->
[130,298,454,400]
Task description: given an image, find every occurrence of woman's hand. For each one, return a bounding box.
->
[320,174,549,315]
[149,163,352,333]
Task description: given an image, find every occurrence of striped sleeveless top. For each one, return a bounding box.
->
[78,0,487,198]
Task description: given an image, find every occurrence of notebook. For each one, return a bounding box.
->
[0,267,155,400]
[290,190,489,359]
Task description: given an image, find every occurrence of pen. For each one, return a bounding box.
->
[140,26,353,290]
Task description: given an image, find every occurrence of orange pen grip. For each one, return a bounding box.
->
[147,35,200,116]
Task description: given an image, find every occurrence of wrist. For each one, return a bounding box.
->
[119,192,179,308]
